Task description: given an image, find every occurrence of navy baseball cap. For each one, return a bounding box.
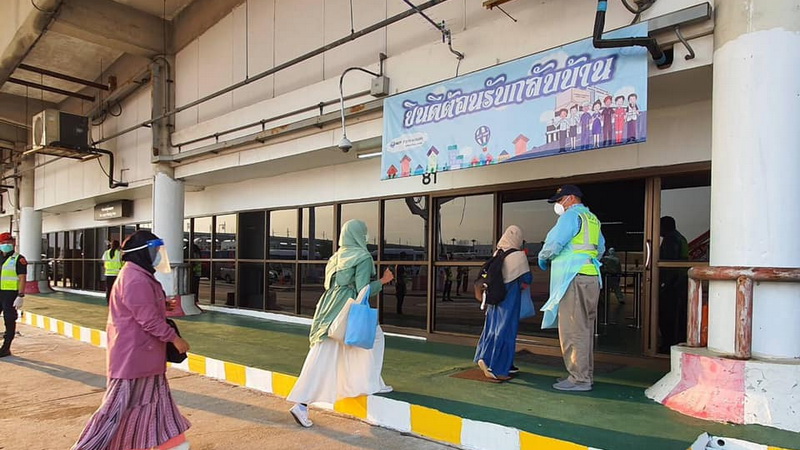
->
[547,184,583,203]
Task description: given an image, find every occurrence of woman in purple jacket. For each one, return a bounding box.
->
[73,231,191,450]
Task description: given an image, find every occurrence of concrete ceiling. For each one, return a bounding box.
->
[0,31,123,104]
[111,0,195,20]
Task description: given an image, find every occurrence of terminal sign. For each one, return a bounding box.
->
[94,200,133,220]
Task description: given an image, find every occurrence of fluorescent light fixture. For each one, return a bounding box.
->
[357,151,382,159]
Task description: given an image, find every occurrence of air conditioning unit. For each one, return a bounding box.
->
[32,109,89,150]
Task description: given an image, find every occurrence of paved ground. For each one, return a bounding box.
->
[16,292,800,450]
[0,324,450,450]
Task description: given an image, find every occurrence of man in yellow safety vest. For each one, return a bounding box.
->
[538,185,605,392]
[0,232,27,358]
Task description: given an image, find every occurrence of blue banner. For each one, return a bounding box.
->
[381,24,648,180]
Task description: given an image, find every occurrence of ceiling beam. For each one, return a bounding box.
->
[48,0,170,57]
[0,0,62,87]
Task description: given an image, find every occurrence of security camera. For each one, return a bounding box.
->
[338,136,353,153]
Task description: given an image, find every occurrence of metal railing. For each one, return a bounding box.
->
[687,266,800,359]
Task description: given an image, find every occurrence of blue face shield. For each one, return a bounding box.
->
[123,238,171,273]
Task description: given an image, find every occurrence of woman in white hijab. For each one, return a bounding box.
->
[475,225,531,380]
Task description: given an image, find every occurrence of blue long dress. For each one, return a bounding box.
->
[474,272,532,377]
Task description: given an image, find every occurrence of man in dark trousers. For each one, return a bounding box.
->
[0,232,27,357]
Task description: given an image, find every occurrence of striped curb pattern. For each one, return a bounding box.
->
[20,311,788,450]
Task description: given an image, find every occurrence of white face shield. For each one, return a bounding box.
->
[123,238,172,273]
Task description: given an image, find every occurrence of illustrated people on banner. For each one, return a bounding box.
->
[568,105,580,151]
[626,93,640,142]
[579,102,592,150]
[614,96,627,144]
[556,109,569,152]
[601,95,614,146]
[591,100,603,148]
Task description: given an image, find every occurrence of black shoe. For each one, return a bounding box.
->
[0,347,11,358]
[509,366,520,374]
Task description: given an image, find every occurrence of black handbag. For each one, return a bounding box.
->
[166,318,187,363]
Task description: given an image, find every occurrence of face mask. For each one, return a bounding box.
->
[0,244,13,253]
[553,202,566,216]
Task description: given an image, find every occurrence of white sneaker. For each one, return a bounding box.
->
[289,404,313,428]
[377,385,394,394]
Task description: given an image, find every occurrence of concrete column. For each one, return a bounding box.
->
[17,154,49,293]
[708,1,800,359]
[150,58,199,315]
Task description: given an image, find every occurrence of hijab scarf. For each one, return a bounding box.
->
[323,219,375,289]
[497,225,530,283]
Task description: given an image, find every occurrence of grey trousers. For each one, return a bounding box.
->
[558,275,600,384]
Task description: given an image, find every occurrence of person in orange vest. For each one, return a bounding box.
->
[0,232,27,358]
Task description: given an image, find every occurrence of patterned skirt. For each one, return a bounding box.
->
[72,374,191,450]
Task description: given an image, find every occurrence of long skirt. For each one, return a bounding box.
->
[72,374,191,450]
[474,290,521,377]
[287,327,389,405]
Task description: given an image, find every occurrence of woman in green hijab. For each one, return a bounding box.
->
[288,219,394,427]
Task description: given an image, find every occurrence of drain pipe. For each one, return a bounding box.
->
[91,0,453,147]
[89,148,129,189]
[593,0,672,68]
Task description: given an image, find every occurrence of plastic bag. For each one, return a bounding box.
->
[329,285,370,341]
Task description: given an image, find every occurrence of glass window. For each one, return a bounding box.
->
[214,214,237,259]
[96,227,109,260]
[70,260,82,288]
[268,263,296,312]
[437,194,494,262]
[300,264,326,316]
[183,219,191,260]
[269,210,298,260]
[63,231,73,257]
[381,264,427,330]
[302,206,334,260]
[213,261,236,306]
[240,211,266,260]
[383,197,428,261]
[433,263,484,335]
[196,261,212,305]
[123,225,136,240]
[193,217,213,260]
[83,260,98,291]
[108,227,121,249]
[661,183,710,262]
[47,233,56,259]
[238,262,265,310]
[83,228,96,260]
[340,201,379,259]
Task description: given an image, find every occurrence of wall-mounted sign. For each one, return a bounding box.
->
[94,200,133,220]
[381,24,649,180]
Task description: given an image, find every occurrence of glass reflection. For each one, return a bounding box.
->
[383,197,427,261]
[269,210,298,260]
[437,195,493,262]
[240,211,266,260]
[300,264,326,316]
[381,264,427,330]
[433,264,485,335]
[238,262,265,310]
[302,206,334,260]
[214,214,237,259]
[340,201,378,259]
[213,262,236,306]
[268,263,296,312]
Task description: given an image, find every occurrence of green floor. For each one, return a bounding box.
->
[22,292,800,450]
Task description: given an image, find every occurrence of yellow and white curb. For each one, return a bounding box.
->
[19,312,794,450]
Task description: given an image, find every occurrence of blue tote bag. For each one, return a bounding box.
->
[519,285,536,320]
[345,289,378,349]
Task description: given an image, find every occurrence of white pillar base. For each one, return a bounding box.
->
[647,346,800,433]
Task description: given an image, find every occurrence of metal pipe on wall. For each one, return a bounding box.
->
[92,0,452,146]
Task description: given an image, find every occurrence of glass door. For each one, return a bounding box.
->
[645,172,711,355]
[500,180,648,355]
